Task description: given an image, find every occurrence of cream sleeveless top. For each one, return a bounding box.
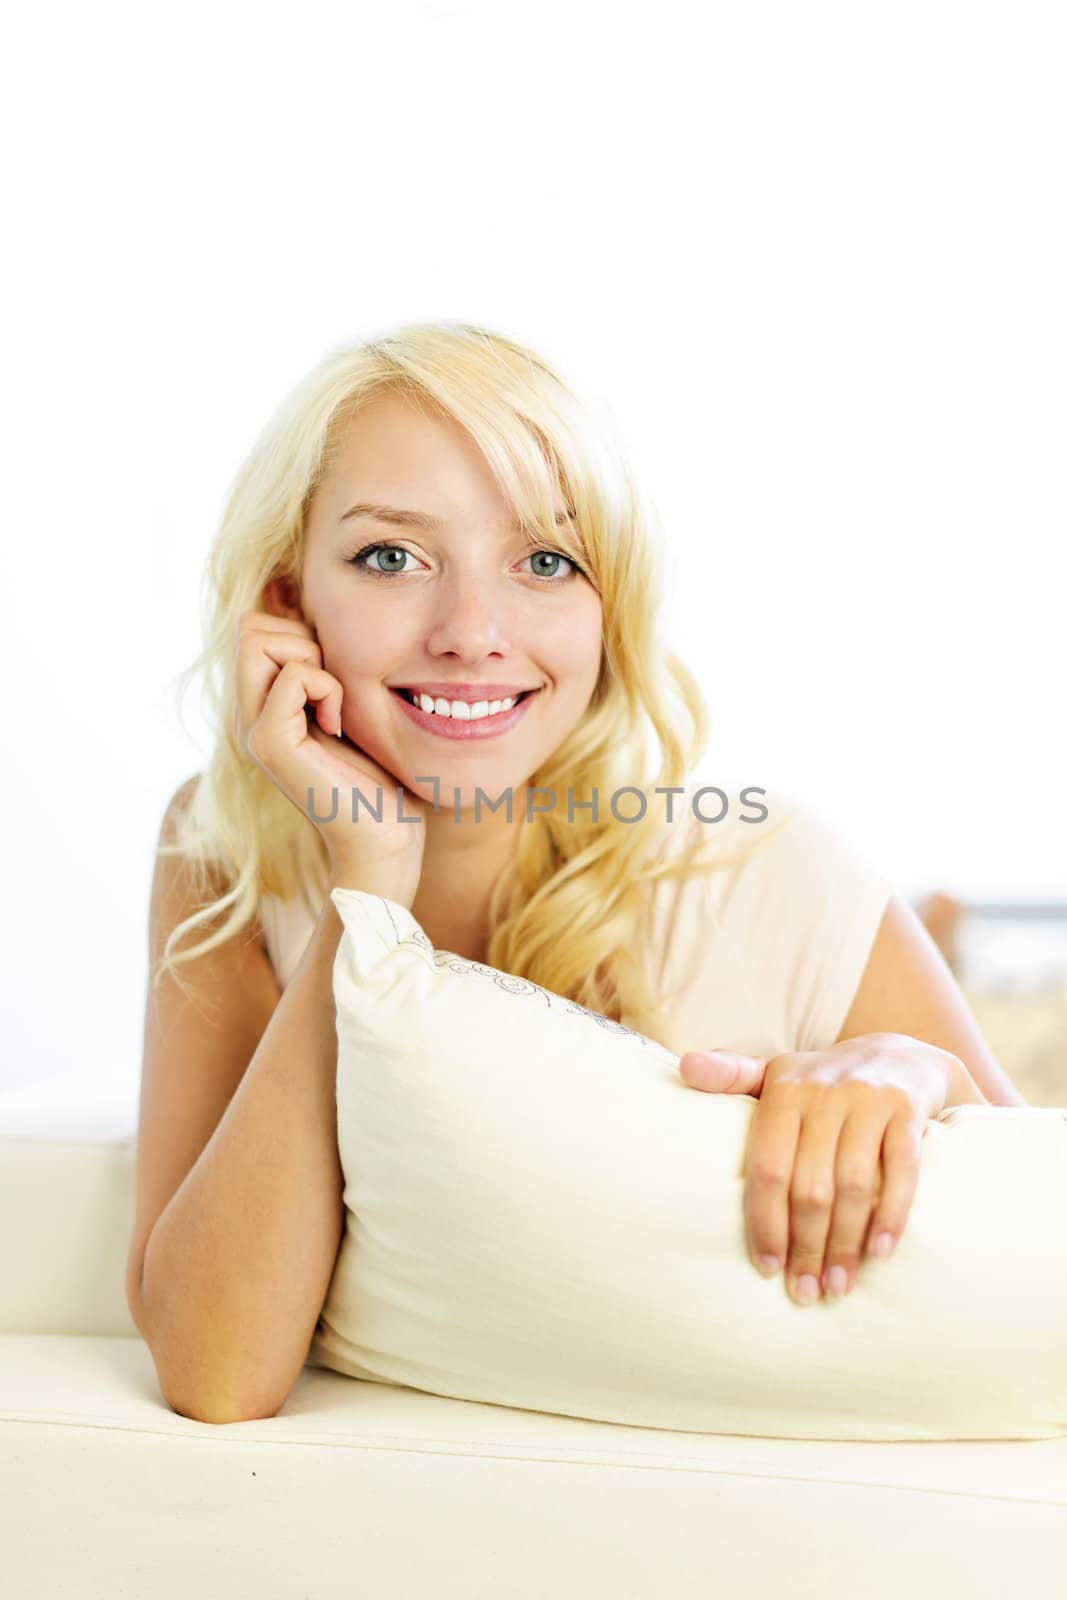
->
[255,782,895,1059]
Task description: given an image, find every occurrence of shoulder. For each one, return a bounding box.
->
[158,770,202,836]
[750,790,895,1050]
[152,770,270,956]
[634,780,802,963]
[733,784,894,920]
[666,781,804,879]
[704,785,888,885]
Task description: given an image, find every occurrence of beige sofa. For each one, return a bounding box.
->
[2,1082,1065,1599]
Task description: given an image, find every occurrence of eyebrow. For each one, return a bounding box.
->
[337,501,576,530]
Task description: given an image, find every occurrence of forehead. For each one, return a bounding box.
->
[317,390,569,526]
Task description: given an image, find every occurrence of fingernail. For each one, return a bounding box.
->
[794,1274,820,1304]
[825,1265,848,1299]
[757,1254,781,1278]
[870,1231,894,1260]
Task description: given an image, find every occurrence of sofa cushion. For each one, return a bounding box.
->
[306,890,1067,1443]
[5,1334,1067,1597]
[0,1126,138,1336]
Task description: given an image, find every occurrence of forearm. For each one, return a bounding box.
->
[138,895,347,1423]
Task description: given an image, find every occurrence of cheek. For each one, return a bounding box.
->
[536,596,603,671]
[319,641,379,684]
[314,611,403,683]
[557,631,604,696]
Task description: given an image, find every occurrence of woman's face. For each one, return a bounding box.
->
[283,390,604,812]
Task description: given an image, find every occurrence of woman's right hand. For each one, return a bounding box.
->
[235,610,428,906]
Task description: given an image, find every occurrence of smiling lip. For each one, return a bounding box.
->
[390,683,538,700]
[390,686,539,740]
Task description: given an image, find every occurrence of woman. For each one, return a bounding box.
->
[127,320,1020,1425]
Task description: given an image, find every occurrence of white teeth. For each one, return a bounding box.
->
[409,691,518,719]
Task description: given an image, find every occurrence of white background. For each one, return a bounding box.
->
[1,0,1064,1107]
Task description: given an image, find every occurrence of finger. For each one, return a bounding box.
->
[742,1091,802,1280]
[245,657,350,819]
[820,1112,886,1299]
[678,1051,765,1096]
[255,657,342,749]
[235,630,325,747]
[239,609,316,636]
[863,1112,924,1264]
[784,1102,846,1305]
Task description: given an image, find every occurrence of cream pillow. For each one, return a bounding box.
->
[307,889,1067,1442]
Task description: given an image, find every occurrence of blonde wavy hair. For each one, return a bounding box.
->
[157,319,785,1023]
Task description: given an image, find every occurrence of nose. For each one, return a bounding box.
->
[423,575,512,662]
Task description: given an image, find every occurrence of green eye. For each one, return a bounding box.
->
[346,543,418,576]
[524,549,579,580]
[346,542,583,583]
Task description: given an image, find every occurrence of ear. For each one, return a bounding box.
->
[262,571,308,625]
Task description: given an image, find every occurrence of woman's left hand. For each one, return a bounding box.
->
[677,1033,958,1306]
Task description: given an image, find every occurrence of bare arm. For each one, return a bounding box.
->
[133,891,349,1425]
[130,616,427,1424]
[836,891,1028,1107]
